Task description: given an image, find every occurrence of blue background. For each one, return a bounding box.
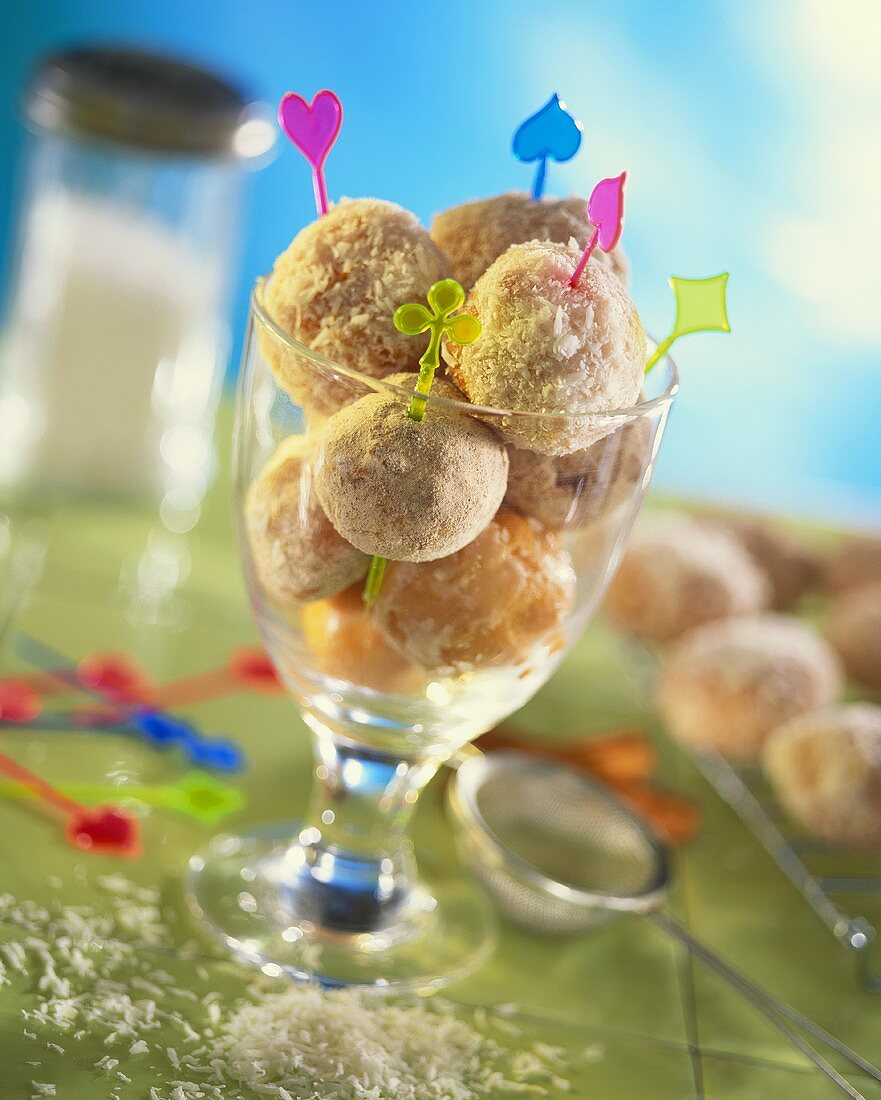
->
[2,0,879,521]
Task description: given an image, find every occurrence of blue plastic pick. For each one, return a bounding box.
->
[512,93,584,200]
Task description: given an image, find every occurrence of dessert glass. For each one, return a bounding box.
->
[186,279,678,991]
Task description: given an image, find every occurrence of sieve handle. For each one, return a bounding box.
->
[650,911,878,1099]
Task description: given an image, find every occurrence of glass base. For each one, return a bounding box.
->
[185,825,497,992]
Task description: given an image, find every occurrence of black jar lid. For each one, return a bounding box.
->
[23,44,276,160]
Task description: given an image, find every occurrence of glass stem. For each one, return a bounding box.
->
[287,715,444,934]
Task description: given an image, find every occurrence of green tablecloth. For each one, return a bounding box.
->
[1,427,879,1098]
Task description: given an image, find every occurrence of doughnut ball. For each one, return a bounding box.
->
[431,192,628,290]
[245,436,368,605]
[657,614,843,761]
[825,534,881,593]
[314,390,508,562]
[373,510,575,674]
[710,515,821,611]
[504,418,650,529]
[382,372,465,404]
[825,582,881,690]
[604,513,770,643]
[443,241,645,455]
[301,584,424,694]
[263,198,450,414]
[763,704,881,850]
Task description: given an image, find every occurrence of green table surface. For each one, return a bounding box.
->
[1,425,880,1099]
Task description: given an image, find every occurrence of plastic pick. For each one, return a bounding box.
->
[645,273,731,374]
[363,280,481,606]
[0,680,41,723]
[569,172,627,288]
[0,748,140,857]
[512,93,583,201]
[278,90,343,217]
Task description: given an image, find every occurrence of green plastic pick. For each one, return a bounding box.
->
[363,279,481,606]
[645,272,730,374]
[0,769,244,825]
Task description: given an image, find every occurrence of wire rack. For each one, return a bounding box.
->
[691,749,881,992]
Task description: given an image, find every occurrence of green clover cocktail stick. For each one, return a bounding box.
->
[363,279,481,606]
[645,273,731,374]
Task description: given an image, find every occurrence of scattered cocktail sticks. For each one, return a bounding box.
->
[278,89,343,217]
[0,748,140,856]
[151,645,283,709]
[0,768,244,825]
[13,634,247,772]
[569,172,627,288]
[362,279,482,605]
[645,273,731,373]
[512,93,583,200]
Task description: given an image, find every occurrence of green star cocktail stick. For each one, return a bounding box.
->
[645,273,731,374]
[362,279,481,605]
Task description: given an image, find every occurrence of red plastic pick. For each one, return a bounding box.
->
[0,681,42,723]
[228,647,283,694]
[77,652,155,704]
[0,748,141,857]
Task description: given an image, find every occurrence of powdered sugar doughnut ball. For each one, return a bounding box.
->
[374,510,575,674]
[763,704,881,850]
[431,192,628,290]
[605,513,770,643]
[504,418,650,529]
[444,241,645,455]
[314,390,508,562]
[263,199,450,414]
[301,584,424,694]
[657,614,843,761]
[825,581,881,690]
[245,436,368,605]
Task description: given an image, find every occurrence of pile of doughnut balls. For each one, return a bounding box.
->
[605,514,881,850]
[247,192,650,686]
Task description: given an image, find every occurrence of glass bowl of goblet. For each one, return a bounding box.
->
[185,279,678,992]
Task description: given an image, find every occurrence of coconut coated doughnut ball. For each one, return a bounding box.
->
[301,584,424,694]
[504,418,650,529]
[763,704,881,850]
[444,241,645,455]
[373,509,575,674]
[263,198,450,414]
[825,581,881,690]
[245,435,368,606]
[825,534,881,594]
[604,513,770,643]
[431,192,628,290]
[657,614,843,761]
[314,390,508,562]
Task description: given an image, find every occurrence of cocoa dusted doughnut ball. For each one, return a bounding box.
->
[443,241,645,455]
[262,198,450,414]
[657,614,843,761]
[763,704,881,851]
[314,389,508,562]
[431,192,628,290]
[707,514,821,611]
[245,435,368,606]
[825,534,881,594]
[373,509,575,674]
[825,581,881,690]
[604,513,770,643]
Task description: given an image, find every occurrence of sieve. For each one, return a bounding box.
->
[448,750,881,1100]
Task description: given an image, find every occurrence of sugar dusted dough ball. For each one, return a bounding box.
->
[657,614,843,761]
[444,241,645,455]
[263,198,450,414]
[301,584,424,694]
[314,390,508,562]
[373,509,575,674]
[504,418,650,529]
[431,191,628,290]
[763,704,881,850]
[825,581,881,690]
[245,435,367,605]
[604,513,770,643]
[825,534,881,593]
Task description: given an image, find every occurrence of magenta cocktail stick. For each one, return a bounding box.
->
[570,171,627,288]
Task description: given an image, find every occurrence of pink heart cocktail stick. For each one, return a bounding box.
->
[278,90,343,217]
[569,171,627,288]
